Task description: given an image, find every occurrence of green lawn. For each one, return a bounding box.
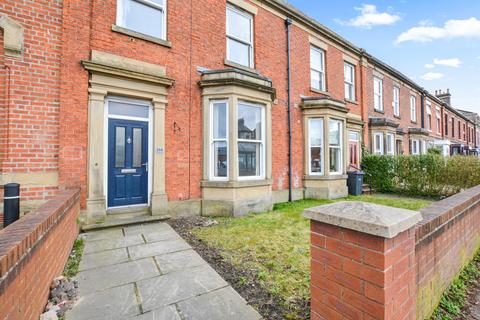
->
[193,194,432,319]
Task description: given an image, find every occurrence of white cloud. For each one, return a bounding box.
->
[424,64,435,69]
[421,72,445,81]
[396,18,480,43]
[340,4,401,29]
[433,58,462,67]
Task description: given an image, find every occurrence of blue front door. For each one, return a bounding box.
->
[108,119,149,207]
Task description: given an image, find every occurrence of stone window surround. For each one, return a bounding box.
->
[370,127,398,155]
[0,14,24,58]
[81,50,174,223]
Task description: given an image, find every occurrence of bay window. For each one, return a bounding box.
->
[309,119,324,175]
[310,46,326,91]
[210,101,228,180]
[411,139,420,155]
[226,5,254,68]
[329,120,342,174]
[386,133,395,155]
[117,0,167,39]
[237,102,264,179]
[373,132,384,154]
[344,63,355,100]
[373,77,383,111]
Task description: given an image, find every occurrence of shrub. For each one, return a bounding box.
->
[361,154,480,197]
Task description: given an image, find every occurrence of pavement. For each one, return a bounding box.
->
[66,222,262,320]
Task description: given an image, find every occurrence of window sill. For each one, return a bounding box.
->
[201,179,272,188]
[224,59,258,74]
[411,120,417,124]
[394,115,401,119]
[112,25,172,48]
[310,88,330,96]
[373,108,384,114]
[345,98,358,105]
[304,174,347,181]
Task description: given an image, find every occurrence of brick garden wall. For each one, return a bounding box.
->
[0,189,80,320]
[415,185,480,319]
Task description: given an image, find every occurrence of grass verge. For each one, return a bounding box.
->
[431,250,480,320]
[63,237,85,279]
[193,194,432,319]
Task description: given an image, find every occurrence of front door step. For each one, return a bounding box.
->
[82,211,170,232]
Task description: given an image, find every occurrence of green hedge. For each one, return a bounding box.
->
[361,154,480,197]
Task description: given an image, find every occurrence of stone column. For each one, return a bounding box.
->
[86,88,107,223]
[150,98,168,216]
[304,201,422,320]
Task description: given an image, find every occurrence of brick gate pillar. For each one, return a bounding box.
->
[304,201,422,320]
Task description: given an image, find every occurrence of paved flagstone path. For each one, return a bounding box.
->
[66,222,262,320]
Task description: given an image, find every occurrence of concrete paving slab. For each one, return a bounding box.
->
[85,228,124,241]
[155,249,206,274]
[79,248,129,271]
[143,228,182,243]
[129,306,181,320]
[123,223,173,237]
[83,234,144,254]
[66,283,139,320]
[138,264,228,312]
[77,258,159,293]
[177,286,262,320]
[129,239,190,260]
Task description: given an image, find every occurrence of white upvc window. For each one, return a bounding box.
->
[328,120,343,174]
[210,100,229,180]
[117,0,167,40]
[410,95,417,122]
[226,5,254,68]
[344,63,355,100]
[237,101,265,179]
[393,87,400,117]
[373,77,383,111]
[386,133,395,155]
[373,132,384,154]
[308,118,324,175]
[436,109,441,134]
[426,102,432,131]
[310,46,326,91]
[411,139,420,155]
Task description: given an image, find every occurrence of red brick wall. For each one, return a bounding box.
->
[415,185,480,319]
[0,0,63,201]
[0,189,80,320]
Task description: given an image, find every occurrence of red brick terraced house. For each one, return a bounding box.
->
[0,0,479,222]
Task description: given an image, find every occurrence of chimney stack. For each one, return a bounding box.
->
[436,88,451,106]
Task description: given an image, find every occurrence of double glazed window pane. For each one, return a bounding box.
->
[238,142,260,177]
[344,63,354,100]
[227,39,250,67]
[213,141,227,177]
[329,120,341,146]
[109,101,149,118]
[238,104,261,140]
[329,147,341,173]
[226,6,252,67]
[309,119,323,174]
[212,102,228,178]
[213,102,227,139]
[123,0,164,39]
[329,120,342,173]
[115,127,126,168]
[310,47,325,91]
[132,128,142,167]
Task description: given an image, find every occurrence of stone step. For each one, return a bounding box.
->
[82,212,170,232]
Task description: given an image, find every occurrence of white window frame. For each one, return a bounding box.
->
[328,119,343,175]
[410,95,417,122]
[310,46,326,91]
[436,108,441,134]
[411,139,420,155]
[209,100,229,181]
[308,118,324,176]
[116,0,167,40]
[373,77,383,111]
[373,132,384,155]
[386,133,395,155]
[393,87,400,117]
[237,101,265,180]
[344,63,355,101]
[226,5,254,68]
[426,102,432,131]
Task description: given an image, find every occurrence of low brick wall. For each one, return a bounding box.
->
[415,185,480,319]
[0,189,80,320]
[305,185,480,319]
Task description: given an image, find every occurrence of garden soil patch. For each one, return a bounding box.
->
[168,216,309,320]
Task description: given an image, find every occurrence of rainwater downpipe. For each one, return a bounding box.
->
[420,90,426,129]
[285,18,293,202]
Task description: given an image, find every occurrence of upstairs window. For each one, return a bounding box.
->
[426,102,432,131]
[373,77,383,111]
[393,87,400,117]
[226,5,254,68]
[452,117,455,137]
[410,95,416,122]
[436,110,441,134]
[344,63,355,101]
[310,46,326,91]
[117,0,167,39]
[444,114,448,135]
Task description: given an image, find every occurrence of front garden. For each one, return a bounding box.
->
[170,194,432,320]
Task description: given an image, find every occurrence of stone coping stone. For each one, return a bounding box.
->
[304,201,422,238]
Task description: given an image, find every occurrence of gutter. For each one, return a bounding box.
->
[285,18,293,202]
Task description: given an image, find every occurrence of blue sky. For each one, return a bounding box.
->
[287,0,480,113]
